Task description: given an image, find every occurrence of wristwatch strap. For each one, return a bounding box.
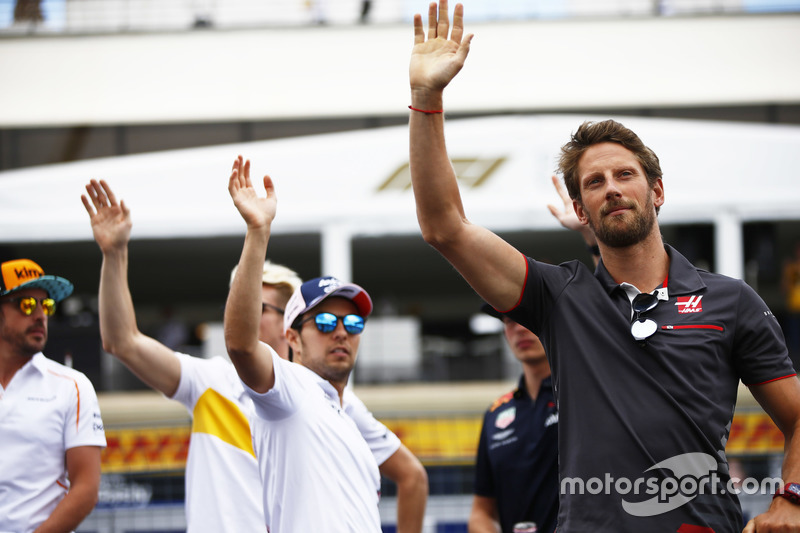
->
[773,482,800,505]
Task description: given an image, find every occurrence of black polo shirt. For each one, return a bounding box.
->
[474,375,559,533]
[505,244,796,532]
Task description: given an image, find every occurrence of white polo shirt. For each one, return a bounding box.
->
[170,353,263,533]
[247,347,383,533]
[344,388,401,466]
[172,352,402,531]
[0,353,106,533]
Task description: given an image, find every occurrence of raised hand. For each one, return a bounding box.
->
[81,179,132,253]
[228,155,277,231]
[410,0,473,95]
[547,175,599,261]
[547,175,585,233]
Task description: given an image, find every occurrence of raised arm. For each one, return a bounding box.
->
[224,156,277,393]
[82,180,181,396]
[409,0,526,312]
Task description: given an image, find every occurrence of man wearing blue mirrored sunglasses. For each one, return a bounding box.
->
[225,157,427,532]
[284,276,371,365]
[85,171,427,533]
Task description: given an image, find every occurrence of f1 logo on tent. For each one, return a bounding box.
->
[676,296,703,314]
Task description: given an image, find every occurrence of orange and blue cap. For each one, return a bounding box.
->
[0,259,73,303]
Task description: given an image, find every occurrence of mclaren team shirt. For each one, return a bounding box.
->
[0,353,106,532]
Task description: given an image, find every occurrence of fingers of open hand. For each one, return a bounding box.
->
[230,155,245,181]
[413,13,424,44]
[436,1,450,40]
[99,179,118,206]
[262,175,276,197]
[426,3,437,40]
[84,179,109,210]
[450,3,464,44]
[80,194,94,217]
[422,1,464,43]
[82,179,126,223]
[227,168,238,196]
[456,33,472,64]
[229,156,247,193]
[243,158,251,184]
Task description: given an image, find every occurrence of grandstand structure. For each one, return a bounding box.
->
[1,1,800,531]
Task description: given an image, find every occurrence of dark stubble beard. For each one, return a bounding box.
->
[0,322,46,358]
[584,190,657,248]
[298,346,353,385]
[308,360,351,384]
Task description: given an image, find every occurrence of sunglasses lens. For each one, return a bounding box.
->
[631,318,658,341]
[42,299,56,316]
[315,313,338,333]
[632,293,658,314]
[343,314,365,335]
[19,297,36,315]
[311,313,365,334]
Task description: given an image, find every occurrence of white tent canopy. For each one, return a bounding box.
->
[2,115,799,280]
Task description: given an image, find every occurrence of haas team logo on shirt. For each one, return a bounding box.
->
[495,406,516,429]
[675,295,703,314]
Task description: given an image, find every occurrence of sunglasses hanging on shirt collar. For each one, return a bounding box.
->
[630,292,659,343]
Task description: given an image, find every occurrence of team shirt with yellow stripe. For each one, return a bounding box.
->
[172,349,401,532]
[171,353,263,532]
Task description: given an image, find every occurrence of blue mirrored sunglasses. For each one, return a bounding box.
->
[297,312,365,335]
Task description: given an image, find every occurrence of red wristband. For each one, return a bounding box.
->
[408,105,443,114]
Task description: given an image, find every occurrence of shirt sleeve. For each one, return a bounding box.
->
[65,372,106,449]
[170,352,221,412]
[244,346,302,422]
[473,410,494,497]
[346,392,401,465]
[506,255,583,336]
[732,279,797,385]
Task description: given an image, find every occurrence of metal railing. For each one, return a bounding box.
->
[2,0,799,36]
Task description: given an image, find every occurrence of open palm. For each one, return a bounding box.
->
[81,179,132,252]
[228,155,277,230]
[409,1,472,93]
